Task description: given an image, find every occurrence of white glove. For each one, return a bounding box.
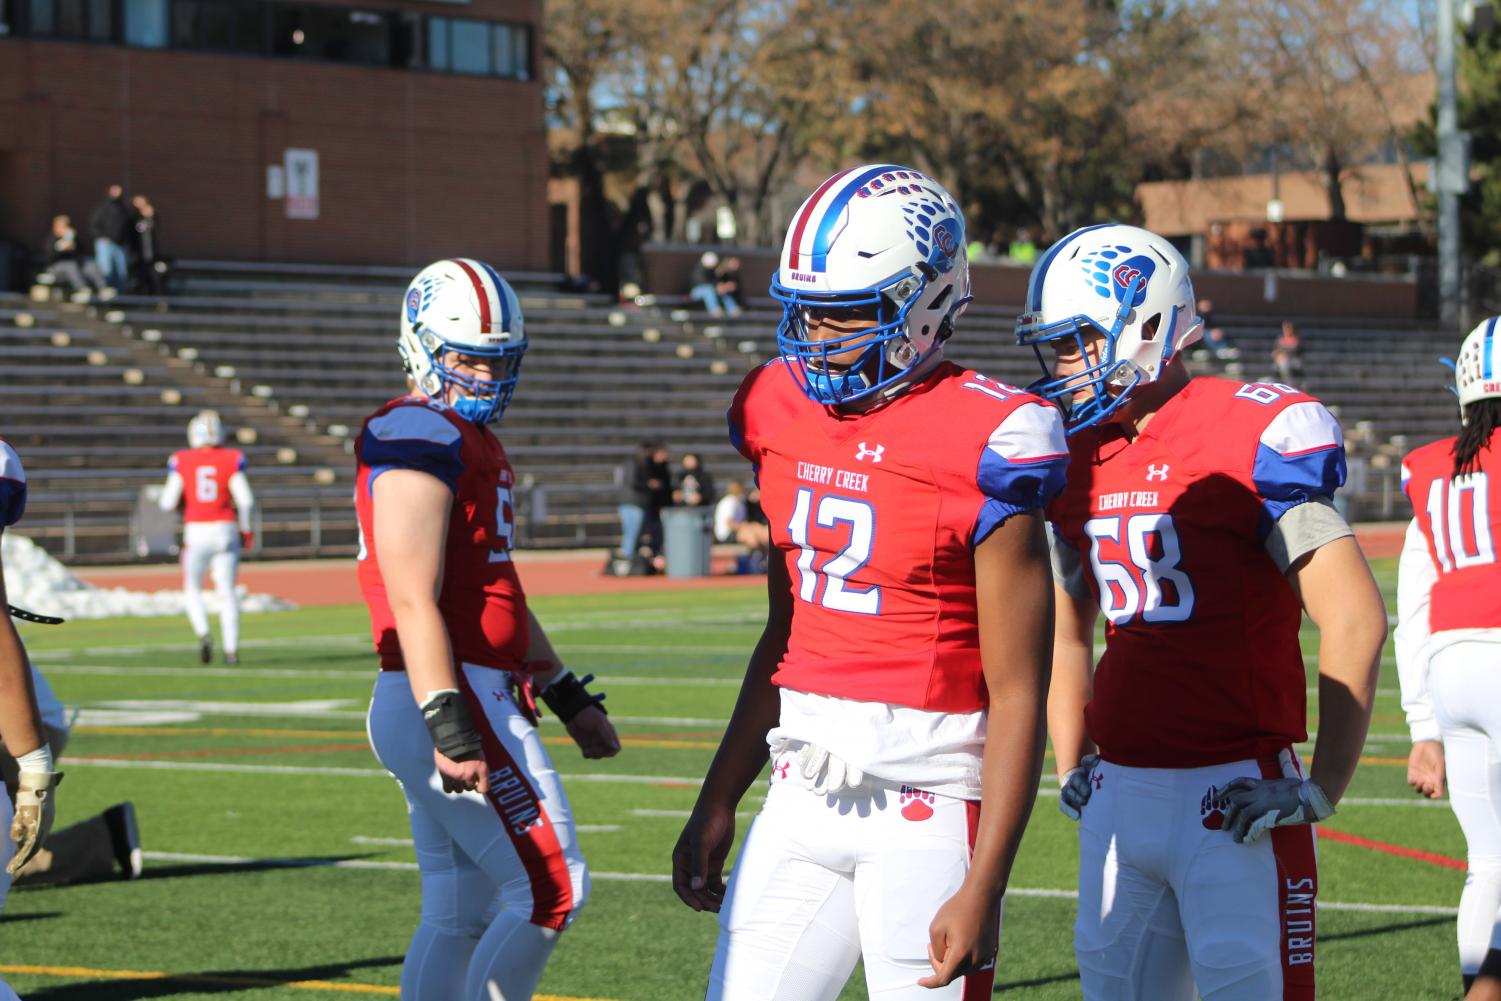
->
[795,743,864,796]
[9,766,62,874]
[1215,776,1333,844]
[1059,754,1100,822]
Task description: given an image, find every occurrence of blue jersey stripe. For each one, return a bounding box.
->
[809,164,907,273]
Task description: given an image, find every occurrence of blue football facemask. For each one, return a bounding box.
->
[1017,277,1175,434]
[770,271,933,406]
[419,332,527,425]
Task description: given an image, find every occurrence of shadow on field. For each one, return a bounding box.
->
[1322,915,1454,943]
[0,911,61,924]
[995,969,1081,990]
[26,955,403,1000]
[139,854,383,881]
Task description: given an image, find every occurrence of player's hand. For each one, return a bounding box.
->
[671,800,735,913]
[1215,776,1333,844]
[240,531,254,549]
[433,749,488,795]
[8,769,62,874]
[1407,740,1445,800]
[919,883,1000,989]
[1058,753,1099,822]
[565,705,620,760]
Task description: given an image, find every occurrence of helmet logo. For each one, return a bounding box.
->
[1112,264,1142,289]
[1110,256,1155,306]
[1080,247,1156,306]
[405,287,422,324]
[932,220,959,258]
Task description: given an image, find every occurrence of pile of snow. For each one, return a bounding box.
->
[2,534,295,619]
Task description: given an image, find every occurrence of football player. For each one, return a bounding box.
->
[358,259,619,1001]
[1395,318,1501,1001]
[673,165,1067,1000]
[1018,223,1387,1000]
[157,410,255,664]
[0,438,63,1001]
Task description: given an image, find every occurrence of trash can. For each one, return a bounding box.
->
[661,506,713,578]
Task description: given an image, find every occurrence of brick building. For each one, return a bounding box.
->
[0,0,548,269]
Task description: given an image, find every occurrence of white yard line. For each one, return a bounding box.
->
[65,757,705,785]
[136,851,1457,914]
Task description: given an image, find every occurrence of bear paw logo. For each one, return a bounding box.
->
[899,785,935,822]
[1200,785,1229,830]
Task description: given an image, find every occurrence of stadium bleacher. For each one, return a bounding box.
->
[3,261,1465,564]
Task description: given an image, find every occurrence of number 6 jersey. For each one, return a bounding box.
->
[355,396,526,672]
[1048,377,1351,769]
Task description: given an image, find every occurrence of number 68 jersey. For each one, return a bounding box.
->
[730,359,1068,714]
[1047,377,1349,769]
[355,396,526,672]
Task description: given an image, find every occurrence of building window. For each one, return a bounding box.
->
[123,0,166,46]
[427,16,531,79]
[271,4,396,66]
[171,0,257,54]
[27,0,112,40]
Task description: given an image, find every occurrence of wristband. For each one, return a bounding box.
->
[420,690,483,760]
[538,671,607,724]
[16,745,53,774]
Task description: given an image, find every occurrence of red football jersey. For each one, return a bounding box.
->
[355,397,527,672]
[730,360,1068,713]
[1401,437,1501,632]
[169,447,245,523]
[1049,378,1346,768]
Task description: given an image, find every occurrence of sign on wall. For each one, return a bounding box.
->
[284,149,319,220]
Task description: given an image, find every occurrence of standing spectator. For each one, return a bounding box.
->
[89,184,133,291]
[714,256,744,317]
[673,452,715,508]
[617,442,655,559]
[131,195,166,296]
[643,443,672,562]
[689,252,728,316]
[42,215,109,303]
[1272,320,1304,385]
[157,411,255,665]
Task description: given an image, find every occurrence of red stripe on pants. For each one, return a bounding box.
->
[960,799,996,1001]
[1260,757,1317,1000]
[460,682,574,930]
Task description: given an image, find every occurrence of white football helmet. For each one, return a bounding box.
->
[770,164,972,405]
[1016,223,1202,432]
[1456,316,1501,412]
[398,259,527,425]
[186,410,224,448]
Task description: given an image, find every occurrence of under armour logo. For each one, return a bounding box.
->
[773,760,791,780]
[1146,463,1170,481]
[855,442,884,463]
[1092,772,1104,790]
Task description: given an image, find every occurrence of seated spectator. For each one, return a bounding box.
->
[715,480,770,573]
[1271,320,1304,385]
[42,215,111,302]
[1196,298,1238,361]
[689,251,730,316]
[673,452,715,508]
[714,256,744,317]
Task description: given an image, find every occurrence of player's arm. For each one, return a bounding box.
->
[228,468,255,543]
[522,610,619,760]
[157,468,183,511]
[371,468,488,795]
[0,534,60,873]
[921,509,1053,989]
[672,550,792,913]
[1291,533,1386,803]
[1048,528,1096,780]
[1394,517,1444,798]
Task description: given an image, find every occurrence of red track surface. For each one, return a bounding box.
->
[76,524,1406,607]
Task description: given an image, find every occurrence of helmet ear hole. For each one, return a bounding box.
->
[1142,313,1162,342]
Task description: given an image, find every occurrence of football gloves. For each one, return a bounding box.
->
[1058,754,1100,822]
[420,689,483,761]
[795,743,864,796]
[1214,776,1334,844]
[538,671,607,724]
[9,766,62,875]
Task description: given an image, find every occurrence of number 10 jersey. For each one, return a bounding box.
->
[1047,377,1348,768]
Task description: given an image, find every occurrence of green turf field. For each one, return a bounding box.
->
[0,558,1469,1000]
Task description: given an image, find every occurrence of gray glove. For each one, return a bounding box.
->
[1215,776,1333,844]
[1058,754,1100,822]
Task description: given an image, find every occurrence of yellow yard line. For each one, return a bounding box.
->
[0,963,615,1000]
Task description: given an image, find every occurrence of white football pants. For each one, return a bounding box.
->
[1430,637,1501,976]
[181,520,240,653]
[367,665,588,1001]
[707,749,995,1001]
[1075,753,1318,1001]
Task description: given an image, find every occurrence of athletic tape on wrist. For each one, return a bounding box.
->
[539,671,607,724]
[420,691,484,760]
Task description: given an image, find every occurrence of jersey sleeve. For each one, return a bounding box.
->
[972,400,1069,545]
[1394,517,1440,743]
[360,404,464,493]
[0,441,28,528]
[1250,400,1346,537]
[728,363,774,465]
[1263,496,1353,573]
